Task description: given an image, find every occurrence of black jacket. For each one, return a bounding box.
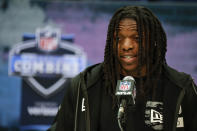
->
[50,63,197,131]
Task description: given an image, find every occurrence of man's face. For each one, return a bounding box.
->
[114,18,146,77]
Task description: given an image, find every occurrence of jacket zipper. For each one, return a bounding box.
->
[172,89,185,131]
[74,80,81,131]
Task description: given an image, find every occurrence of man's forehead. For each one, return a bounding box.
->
[117,18,137,30]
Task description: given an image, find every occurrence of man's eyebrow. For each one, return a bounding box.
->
[117,25,137,30]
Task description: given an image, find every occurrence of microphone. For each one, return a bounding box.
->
[115,76,136,131]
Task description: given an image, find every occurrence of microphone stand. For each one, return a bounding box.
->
[117,99,127,131]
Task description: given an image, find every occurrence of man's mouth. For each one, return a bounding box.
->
[120,55,137,63]
[122,56,135,58]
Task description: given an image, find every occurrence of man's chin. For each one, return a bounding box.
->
[120,67,138,76]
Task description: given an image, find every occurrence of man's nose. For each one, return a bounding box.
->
[122,38,134,51]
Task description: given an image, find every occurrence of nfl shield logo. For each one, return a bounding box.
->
[36,26,60,52]
[119,81,131,91]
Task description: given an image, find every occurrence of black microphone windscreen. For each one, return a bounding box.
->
[123,76,135,81]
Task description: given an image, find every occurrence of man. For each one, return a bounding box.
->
[50,6,197,131]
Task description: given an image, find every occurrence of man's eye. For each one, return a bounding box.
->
[117,37,122,41]
[134,36,139,41]
[134,36,139,40]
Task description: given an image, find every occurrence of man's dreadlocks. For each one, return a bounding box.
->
[103,6,167,105]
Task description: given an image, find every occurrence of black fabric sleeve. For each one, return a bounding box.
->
[189,80,197,131]
[48,74,80,131]
[183,77,197,131]
[55,81,75,131]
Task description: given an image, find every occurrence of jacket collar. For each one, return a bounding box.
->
[82,63,191,90]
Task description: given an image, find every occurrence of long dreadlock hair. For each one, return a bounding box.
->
[103,6,167,106]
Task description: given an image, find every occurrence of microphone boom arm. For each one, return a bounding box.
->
[117,99,127,131]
